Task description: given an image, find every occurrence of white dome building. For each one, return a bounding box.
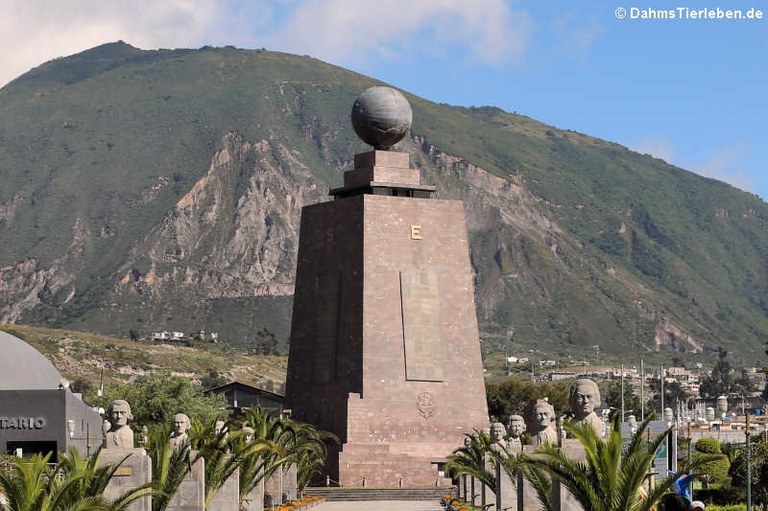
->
[0,330,64,390]
[0,330,103,460]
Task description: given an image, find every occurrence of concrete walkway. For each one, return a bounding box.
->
[315,500,443,511]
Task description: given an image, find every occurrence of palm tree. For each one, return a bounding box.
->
[0,453,52,511]
[276,418,336,494]
[519,415,705,511]
[445,431,497,493]
[147,425,192,511]
[56,448,150,511]
[490,451,554,511]
[0,449,149,511]
[447,431,553,510]
[189,417,239,509]
[235,408,291,503]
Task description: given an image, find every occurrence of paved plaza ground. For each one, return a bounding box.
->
[315,500,443,511]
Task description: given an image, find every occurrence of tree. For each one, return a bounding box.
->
[147,425,192,511]
[692,438,730,488]
[250,328,279,356]
[445,431,497,492]
[0,448,149,511]
[603,380,643,420]
[732,368,756,395]
[518,415,708,511]
[189,418,241,509]
[282,420,336,492]
[200,370,227,390]
[234,407,333,502]
[486,377,569,424]
[233,412,286,504]
[699,347,733,398]
[648,377,689,415]
[70,378,97,403]
[729,433,768,511]
[103,370,226,428]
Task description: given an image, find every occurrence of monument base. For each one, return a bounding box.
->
[208,467,239,511]
[338,442,452,487]
[167,456,204,511]
[98,448,152,511]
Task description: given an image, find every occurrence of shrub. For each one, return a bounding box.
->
[695,437,722,454]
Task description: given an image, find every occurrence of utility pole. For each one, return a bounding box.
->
[640,358,645,422]
[746,411,752,511]
[688,420,693,502]
[621,363,625,424]
[660,364,664,419]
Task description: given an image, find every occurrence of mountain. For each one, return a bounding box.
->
[1,42,766,366]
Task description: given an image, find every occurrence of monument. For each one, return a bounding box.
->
[284,86,489,487]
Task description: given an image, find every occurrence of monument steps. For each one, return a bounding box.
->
[303,487,452,501]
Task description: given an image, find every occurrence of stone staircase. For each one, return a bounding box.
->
[304,487,454,501]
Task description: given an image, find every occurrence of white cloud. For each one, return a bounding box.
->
[552,10,604,63]
[633,136,675,162]
[633,137,755,194]
[695,144,755,194]
[0,0,228,87]
[256,0,533,68]
[0,0,533,88]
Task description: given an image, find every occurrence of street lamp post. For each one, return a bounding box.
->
[66,419,95,456]
[687,421,692,464]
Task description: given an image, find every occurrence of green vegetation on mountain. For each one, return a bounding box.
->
[0,324,287,392]
[1,41,766,365]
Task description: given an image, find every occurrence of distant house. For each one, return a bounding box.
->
[204,381,284,415]
[548,371,578,381]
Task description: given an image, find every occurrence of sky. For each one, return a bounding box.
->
[1,0,765,200]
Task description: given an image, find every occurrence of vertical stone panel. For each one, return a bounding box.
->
[98,449,152,511]
[167,456,204,511]
[400,270,444,382]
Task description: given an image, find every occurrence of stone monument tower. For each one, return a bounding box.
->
[284,86,489,487]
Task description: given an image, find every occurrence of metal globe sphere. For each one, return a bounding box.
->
[351,86,412,149]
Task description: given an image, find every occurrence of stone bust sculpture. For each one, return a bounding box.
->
[489,422,508,456]
[568,378,604,438]
[169,413,191,450]
[507,414,526,453]
[627,414,638,434]
[105,399,134,449]
[529,399,558,445]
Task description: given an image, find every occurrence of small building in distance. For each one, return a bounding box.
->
[204,381,284,415]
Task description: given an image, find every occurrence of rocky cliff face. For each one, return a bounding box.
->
[116,133,325,300]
